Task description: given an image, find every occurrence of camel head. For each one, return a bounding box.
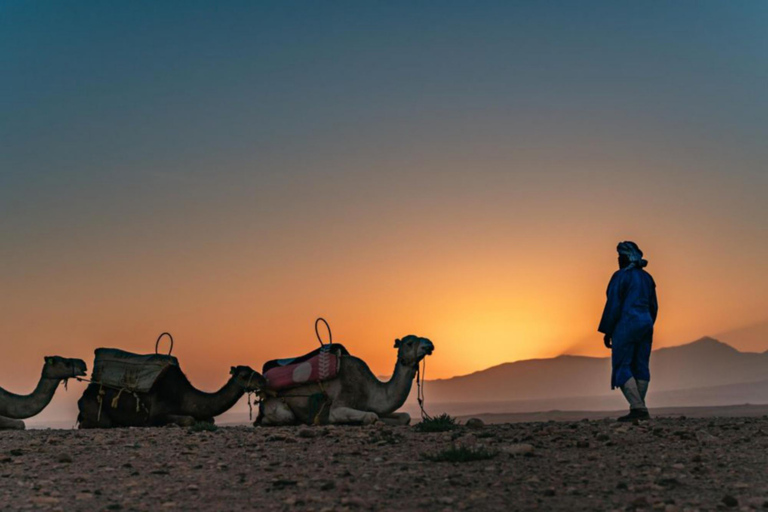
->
[394,335,434,368]
[229,366,267,392]
[42,356,88,380]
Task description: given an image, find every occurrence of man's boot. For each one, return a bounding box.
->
[618,377,650,422]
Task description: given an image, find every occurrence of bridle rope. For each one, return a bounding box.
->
[416,358,432,421]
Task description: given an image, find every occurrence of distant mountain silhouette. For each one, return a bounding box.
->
[716,320,768,354]
[421,337,768,404]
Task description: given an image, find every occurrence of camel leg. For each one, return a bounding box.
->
[77,396,116,429]
[0,416,25,430]
[258,399,297,426]
[329,407,379,425]
[164,415,198,427]
[379,412,411,426]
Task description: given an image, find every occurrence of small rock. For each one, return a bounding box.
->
[696,430,721,444]
[272,479,298,489]
[31,497,61,505]
[465,418,485,429]
[340,496,366,507]
[502,443,534,456]
[721,495,738,508]
[298,428,317,438]
[56,453,73,464]
[187,484,199,492]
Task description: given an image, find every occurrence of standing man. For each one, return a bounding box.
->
[599,241,658,422]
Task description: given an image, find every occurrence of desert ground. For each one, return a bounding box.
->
[2,416,768,511]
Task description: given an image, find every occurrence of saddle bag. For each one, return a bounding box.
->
[263,343,348,391]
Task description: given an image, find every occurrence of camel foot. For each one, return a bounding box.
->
[379,413,411,426]
[329,407,379,425]
[165,415,198,427]
[258,398,298,426]
[0,416,25,430]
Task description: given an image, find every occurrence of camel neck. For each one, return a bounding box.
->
[0,371,61,420]
[373,360,417,415]
[176,376,245,419]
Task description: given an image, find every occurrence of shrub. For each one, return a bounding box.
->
[422,444,499,463]
[189,421,218,433]
[414,413,460,432]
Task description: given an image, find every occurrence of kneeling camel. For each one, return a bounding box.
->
[78,365,266,428]
[1,356,87,430]
[257,334,434,426]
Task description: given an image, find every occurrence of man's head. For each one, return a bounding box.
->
[617,241,647,270]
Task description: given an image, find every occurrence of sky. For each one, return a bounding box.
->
[1,1,767,421]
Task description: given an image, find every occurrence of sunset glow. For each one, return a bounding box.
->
[1,2,767,425]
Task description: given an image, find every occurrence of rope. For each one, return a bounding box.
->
[76,377,147,415]
[416,358,432,421]
[313,379,331,425]
[315,318,332,347]
[155,332,174,355]
[244,371,264,422]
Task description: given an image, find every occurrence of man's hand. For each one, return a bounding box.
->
[603,334,612,349]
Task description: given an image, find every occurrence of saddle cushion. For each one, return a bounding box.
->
[92,348,180,393]
[263,344,347,391]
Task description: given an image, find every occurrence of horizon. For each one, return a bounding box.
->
[20,330,768,427]
[2,1,768,423]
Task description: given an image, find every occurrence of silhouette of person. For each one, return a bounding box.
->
[598,241,658,422]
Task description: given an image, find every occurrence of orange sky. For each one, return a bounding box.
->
[2,2,767,424]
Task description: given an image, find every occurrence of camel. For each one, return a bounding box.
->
[257,334,434,426]
[77,365,266,428]
[0,356,88,430]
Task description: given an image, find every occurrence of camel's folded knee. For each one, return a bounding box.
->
[0,416,25,430]
[380,412,410,426]
[328,407,379,425]
[258,398,297,426]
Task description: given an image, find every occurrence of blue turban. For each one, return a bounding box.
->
[617,241,648,269]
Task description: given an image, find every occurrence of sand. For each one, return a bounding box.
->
[2,416,768,511]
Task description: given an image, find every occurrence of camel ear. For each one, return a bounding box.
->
[394,338,402,348]
[230,366,236,375]
[44,357,52,365]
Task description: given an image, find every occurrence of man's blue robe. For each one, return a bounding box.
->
[598,267,658,389]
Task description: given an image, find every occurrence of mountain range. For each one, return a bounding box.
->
[407,337,768,417]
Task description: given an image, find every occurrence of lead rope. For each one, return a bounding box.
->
[416,358,432,421]
[244,371,265,422]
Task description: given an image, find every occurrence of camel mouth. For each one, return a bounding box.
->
[73,361,88,377]
[419,341,435,357]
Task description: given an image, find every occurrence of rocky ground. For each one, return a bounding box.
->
[1,416,767,511]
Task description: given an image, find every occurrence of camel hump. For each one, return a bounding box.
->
[92,348,180,393]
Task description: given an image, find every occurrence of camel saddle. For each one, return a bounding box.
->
[263,344,348,391]
[91,348,180,393]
